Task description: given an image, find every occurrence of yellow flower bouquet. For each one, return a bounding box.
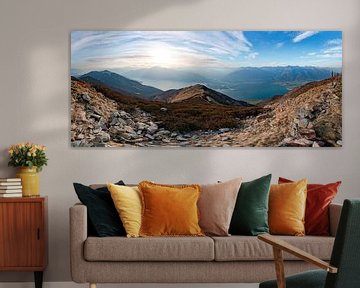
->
[8,143,48,172]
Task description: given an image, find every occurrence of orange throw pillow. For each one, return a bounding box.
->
[138,181,204,237]
[269,179,307,236]
[279,177,341,236]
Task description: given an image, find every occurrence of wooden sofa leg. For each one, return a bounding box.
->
[89,283,97,288]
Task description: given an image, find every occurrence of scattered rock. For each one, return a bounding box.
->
[219,128,230,133]
[137,122,148,130]
[89,113,102,120]
[97,118,108,130]
[86,104,102,116]
[80,93,90,103]
[145,134,155,140]
[95,131,110,143]
[176,136,187,141]
[147,124,158,134]
[76,134,85,140]
[298,128,317,140]
[280,137,313,147]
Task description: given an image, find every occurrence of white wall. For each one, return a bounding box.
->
[0,0,359,283]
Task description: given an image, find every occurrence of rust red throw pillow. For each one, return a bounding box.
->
[278,177,341,236]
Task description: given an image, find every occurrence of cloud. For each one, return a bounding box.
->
[246,52,259,60]
[293,31,319,43]
[324,46,342,53]
[71,31,254,70]
[303,45,342,61]
[322,45,342,58]
[327,38,342,46]
[276,42,284,48]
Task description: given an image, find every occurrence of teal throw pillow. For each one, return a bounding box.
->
[229,174,272,236]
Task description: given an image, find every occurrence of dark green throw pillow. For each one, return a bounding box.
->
[229,174,272,236]
[73,180,126,237]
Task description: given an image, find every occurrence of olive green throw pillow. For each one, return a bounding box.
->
[229,174,272,236]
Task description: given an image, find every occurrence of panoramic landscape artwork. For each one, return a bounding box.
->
[70,31,342,147]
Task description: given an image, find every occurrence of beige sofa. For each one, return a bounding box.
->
[70,202,342,287]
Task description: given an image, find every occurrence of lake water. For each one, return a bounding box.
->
[216,82,290,102]
[140,79,291,103]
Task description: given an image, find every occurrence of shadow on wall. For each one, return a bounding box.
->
[0,0,209,283]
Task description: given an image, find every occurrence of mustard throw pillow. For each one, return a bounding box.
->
[138,181,204,237]
[107,183,142,238]
[269,179,307,236]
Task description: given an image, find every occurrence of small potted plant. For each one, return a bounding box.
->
[8,143,48,197]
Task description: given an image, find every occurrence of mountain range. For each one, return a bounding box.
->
[225,66,338,83]
[79,70,163,98]
[76,66,340,103]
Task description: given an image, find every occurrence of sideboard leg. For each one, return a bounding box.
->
[34,271,43,288]
[90,283,97,288]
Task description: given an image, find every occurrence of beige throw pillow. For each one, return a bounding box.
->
[198,178,242,236]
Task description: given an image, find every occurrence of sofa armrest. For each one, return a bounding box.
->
[69,203,88,283]
[329,203,342,237]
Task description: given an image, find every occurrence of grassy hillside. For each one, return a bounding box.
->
[91,83,264,132]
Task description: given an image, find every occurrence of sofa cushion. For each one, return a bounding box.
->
[73,181,126,237]
[198,178,242,236]
[212,236,334,261]
[279,177,341,236]
[139,181,203,237]
[107,184,142,238]
[269,179,307,236]
[84,236,214,261]
[229,174,271,236]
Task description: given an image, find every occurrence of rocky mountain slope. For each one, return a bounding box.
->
[192,76,342,147]
[71,76,342,147]
[154,84,251,106]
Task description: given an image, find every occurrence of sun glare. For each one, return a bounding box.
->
[148,46,176,67]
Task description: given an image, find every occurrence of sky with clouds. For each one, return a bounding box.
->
[71,31,342,73]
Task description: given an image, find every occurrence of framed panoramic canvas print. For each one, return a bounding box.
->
[70,31,342,147]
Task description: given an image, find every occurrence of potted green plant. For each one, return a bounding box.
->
[8,143,48,197]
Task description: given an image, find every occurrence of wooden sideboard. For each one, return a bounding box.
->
[0,197,47,288]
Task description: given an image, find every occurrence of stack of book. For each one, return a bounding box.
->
[0,178,22,197]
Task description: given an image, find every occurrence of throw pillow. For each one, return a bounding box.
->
[229,174,272,236]
[138,181,203,237]
[279,177,341,236]
[198,178,242,236]
[73,180,126,237]
[107,183,142,238]
[269,179,307,236]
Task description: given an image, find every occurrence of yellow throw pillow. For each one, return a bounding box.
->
[269,179,307,236]
[138,181,204,237]
[107,183,142,238]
